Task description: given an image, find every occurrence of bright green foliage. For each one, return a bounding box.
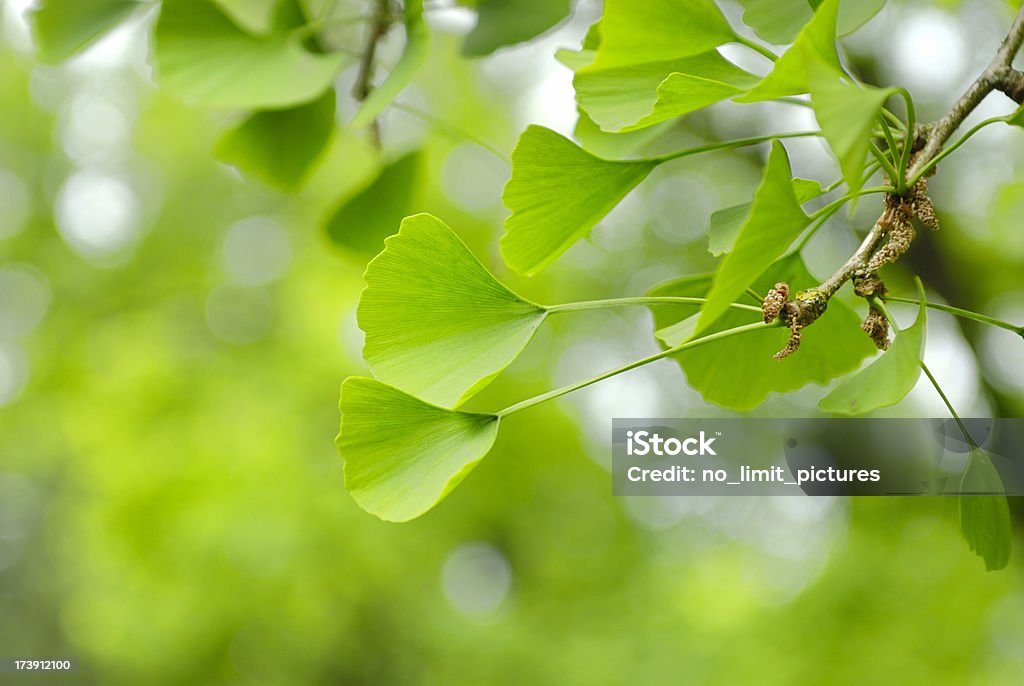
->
[30,0,143,64]
[154,0,343,109]
[586,0,735,70]
[461,0,571,57]
[572,110,672,159]
[739,0,886,44]
[650,256,875,410]
[811,67,896,194]
[960,448,1012,571]
[326,151,423,255]
[214,90,335,190]
[737,0,842,103]
[350,0,428,128]
[818,295,925,414]
[359,214,546,407]
[337,377,500,522]
[574,52,759,132]
[500,125,656,275]
[696,142,809,335]
[708,177,825,256]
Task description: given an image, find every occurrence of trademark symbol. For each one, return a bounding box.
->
[716,432,722,436]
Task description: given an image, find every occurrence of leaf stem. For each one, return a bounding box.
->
[545,296,762,315]
[881,296,1023,336]
[736,36,778,62]
[651,131,822,164]
[809,185,895,220]
[907,116,1008,186]
[920,361,978,449]
[496,321,771,418]
[391,102,510,165]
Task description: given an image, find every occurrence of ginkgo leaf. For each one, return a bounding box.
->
[586,0,736,70]
[696,141,809,335]
[736,0,842,103]
[326,151,423,255]
[214,89,336,191]
[818,294,925,414]
[573,109,672,159]
[30,0,143,64]
[500,125,656,276]
[154,0,343,109]
[959,448,1012,571]
[338,377,500,522]
[350,0,428,128]
[811,67,896,194]
[574,52,759,133]
[462,0,571,57]
[649,256,874,410]
[359,213,547,407]
[738,0,886,44]
[708,177,824,256]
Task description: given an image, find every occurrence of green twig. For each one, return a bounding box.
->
[545,296,762,315]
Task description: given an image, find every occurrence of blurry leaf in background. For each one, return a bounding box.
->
[460,0,571,57]
[736,0,841,102]
[553,19,600,70]
[696,141,809,335]
[708,177,824,256]
[501,125,656,275]
[574,52,759,133]
[811,67,895,194]
[738,0,886,44]
[350,0,428,128]
[154,0,343,109]
[358,214,546,408]
[586,0,736,70]
[325,150,423,255]
[214,89,336,191]
[651,256,874,410]
[338,377,500,522]
[818,295,925,415]
[30,0,144,64]
[959,448,1012,571]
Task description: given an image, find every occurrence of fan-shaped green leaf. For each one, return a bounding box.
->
[500,125,656,276]
[359,214,546,408]
[649,256,874,410]
[338,377,500,522]
[572,110,672,159]
[811,67,896,194]
[326,151,423,255]
[736,0,842,103]
[959,448,1011,571]
[461,0,571,57]
[350,0,428,128]
[738,0,886,44]
[696,141,809,335]
[708,177,824,256]
[154,0,343,109]
[587,0,735,71]
[575,52,759,133]
[214,89,335,190]
[30,0,143,64]
[818,294,925,414]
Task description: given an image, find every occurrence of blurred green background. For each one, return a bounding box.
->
[1,0,1024,684]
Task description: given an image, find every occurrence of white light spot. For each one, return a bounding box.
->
[0,263,51,337]
[889,9,967,96]
[60,92,133,165]
[205,286,274,345]
[56,170,140,260]
[441,542,512,617]
[0,341,29,407]
[221,216,292,286]
[441,144,505,212]
[0,169,31,240]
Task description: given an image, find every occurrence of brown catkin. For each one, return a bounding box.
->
[913,180,940,231]
[853,271,886,298]
[861,307,891,350]
[773,327,802,360]
[762,282,789,323]
[868,212,915,272]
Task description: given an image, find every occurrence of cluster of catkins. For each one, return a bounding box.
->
[761,283,828,359]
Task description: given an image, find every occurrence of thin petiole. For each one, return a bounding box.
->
[391,102,510,165]
[907,115,1008,186]
[497,321,773,418]
[545,296,763,315]
[882,296,1024,337]
[652,131,823,163]
[920,361,977,449]
[736,36,779,62]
